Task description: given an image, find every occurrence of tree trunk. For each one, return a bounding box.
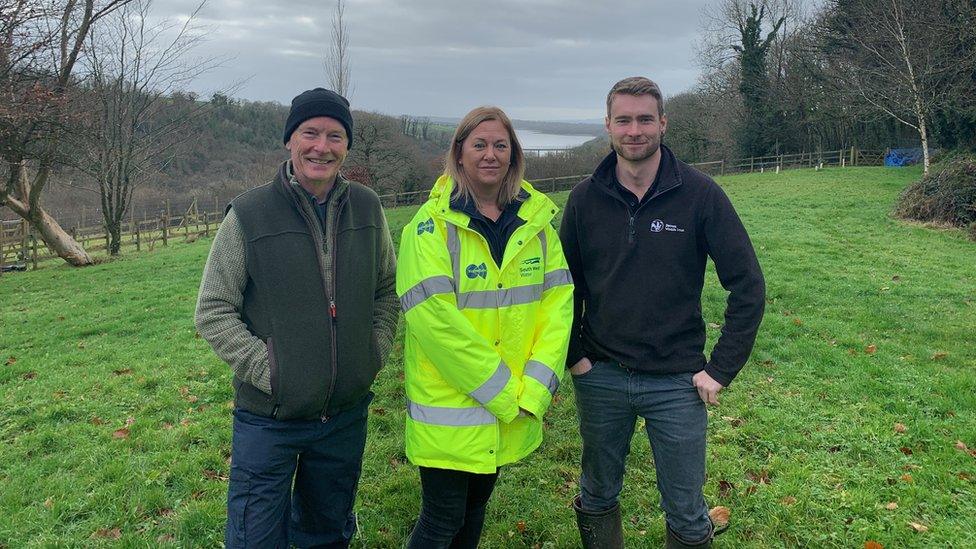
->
[917,112,930,176]
[33,209,94,266]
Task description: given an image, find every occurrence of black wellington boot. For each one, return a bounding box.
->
[573,495,624,548]
[664,523,712,549]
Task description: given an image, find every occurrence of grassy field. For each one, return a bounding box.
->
[1,166,974,548]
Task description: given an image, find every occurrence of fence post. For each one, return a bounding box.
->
[750,156,755,172]
[29,230,38,270]
[162,215,168,247]
[0,228,5,277]
[204,212,210,237]
[720,160,725,176]
[135,222,141,251]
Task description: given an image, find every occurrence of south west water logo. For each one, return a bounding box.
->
[416,218,434,235]
[466,263,488,279]
[521,257,541,265]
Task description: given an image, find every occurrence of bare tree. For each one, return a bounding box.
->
[324,0,350,97]
[820,0,976,174]
[77,0,215,254]
[1,0,131,266]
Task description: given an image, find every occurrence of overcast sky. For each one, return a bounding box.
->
[156,0,714,121]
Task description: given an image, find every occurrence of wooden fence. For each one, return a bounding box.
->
[1,200,222,273]
[0,147,886,273]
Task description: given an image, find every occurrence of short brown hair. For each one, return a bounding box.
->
[606,76,665,118]
[445,106,525,209]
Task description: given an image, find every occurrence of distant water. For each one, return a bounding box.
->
[515,130,596,151]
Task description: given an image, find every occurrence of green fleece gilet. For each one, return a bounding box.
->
[230,165,392,420]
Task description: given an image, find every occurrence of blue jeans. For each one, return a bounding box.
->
[225,392,372,549]
[572,360,712,542]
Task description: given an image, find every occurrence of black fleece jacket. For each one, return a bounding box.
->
[559,146,765,386]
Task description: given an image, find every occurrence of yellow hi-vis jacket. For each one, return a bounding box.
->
[396,175,574,474]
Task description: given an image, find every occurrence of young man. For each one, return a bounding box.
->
[560,77,765,548]
[195,88,398,548]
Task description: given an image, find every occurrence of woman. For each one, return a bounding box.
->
[396,106,574,548]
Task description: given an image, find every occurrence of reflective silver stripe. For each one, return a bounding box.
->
[543,268,573,291]
[524,360,559,395]
[457,284,542,310]
[469,360,512,405]
[407,400,497,426]
[401,276,455,313]
[538,230,548,266]
[447,223,460,293]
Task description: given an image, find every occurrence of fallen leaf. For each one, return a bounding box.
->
[125,417,135,426]
[793,318,803,326]
[865,344,877,354]
[516,520,527,533]
[931,351,948,361]
[90,416,105,426]
[718,480,734,498]
[162,422,174,430]
[196,404,210,412]
[112,368,132,376]
[908,522,928,533]
[203,469,228,482]
[885,502,898,510]
[847,349,858,356]
[746,470,771,484]
[880,286,890,291]
[179,386,190,397]
[891,275,901,281]
[864,541,884,549]
[23,371,37,380]
[113,428,130,439]
[92,527,121,539]
[780,496,797,506]
[709,506,730,528]
[899,447,913,456]
[958,472,972,481]
[371,407,387,416]
[187,395,199,403]
[956,441,970,452]
[77,341,86,349]
[57,315,65,321]
[828,445,842,453]
[157,534,175,543]
[894,423,907,433]
[721,416,745,427]
[900,473,913,483]
[5,356,15,366]
[44,497,54,509]
[180,418,191,426]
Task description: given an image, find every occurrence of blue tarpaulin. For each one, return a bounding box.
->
[885,148,923,167]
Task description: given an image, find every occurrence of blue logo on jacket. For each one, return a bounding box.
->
[416,218,434,235]
[466,263,488,279]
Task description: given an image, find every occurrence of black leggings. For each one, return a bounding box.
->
[406,466,500,549]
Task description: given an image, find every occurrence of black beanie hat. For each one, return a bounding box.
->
[282,88,354,149]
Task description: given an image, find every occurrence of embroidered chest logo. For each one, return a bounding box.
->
[416,218,434,235]
[650,219,685,233]
[520,257,541,277]
[466,263,488,279]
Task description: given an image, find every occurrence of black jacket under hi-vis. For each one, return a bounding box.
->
[559,145,765,386]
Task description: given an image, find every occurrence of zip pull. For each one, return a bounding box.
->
[628,216,636,244]
[329,300,337,319]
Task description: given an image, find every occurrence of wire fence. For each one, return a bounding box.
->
[1,147,885,273]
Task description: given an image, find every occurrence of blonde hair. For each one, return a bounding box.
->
[444,106,525,209]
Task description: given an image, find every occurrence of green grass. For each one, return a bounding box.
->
[1,166,974,547]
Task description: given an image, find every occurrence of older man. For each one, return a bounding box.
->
[561,77,765,548]
[195,88,398,548]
